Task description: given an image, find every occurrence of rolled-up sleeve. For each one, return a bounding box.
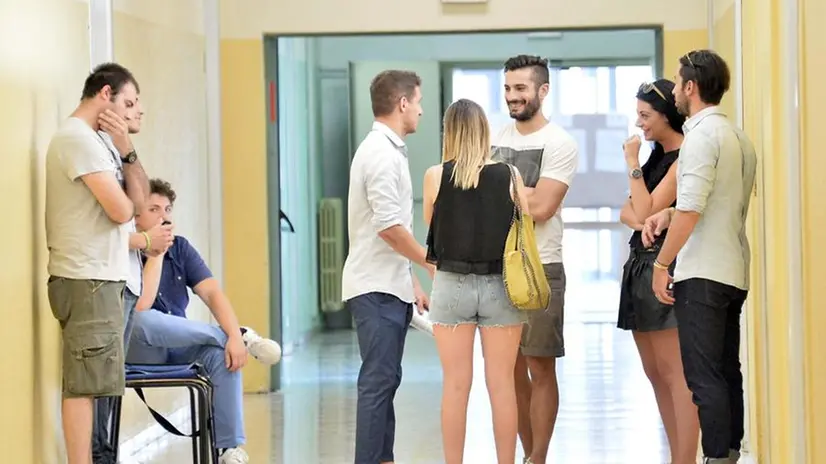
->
[676,133,719,214]
[363,150,403,233]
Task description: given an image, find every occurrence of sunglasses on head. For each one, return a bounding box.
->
[683,51,697,68]
[639,82,667,101]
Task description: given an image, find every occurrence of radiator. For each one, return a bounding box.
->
[318,198,345,313]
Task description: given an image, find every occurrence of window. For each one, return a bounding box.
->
[451,64,653,148]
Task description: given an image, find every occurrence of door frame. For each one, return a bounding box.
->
[262,26,664,389]
[263,35,283,392]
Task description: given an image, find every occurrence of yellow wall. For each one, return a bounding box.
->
[220,38,271,392]
[0,0,221,460]
[800,0,826,460]
[741,0,788,457]
[711,0,737,118]
[0,0,89,460]
[220,0,707,37]
[739,0,819,461]
[663,29,709,76]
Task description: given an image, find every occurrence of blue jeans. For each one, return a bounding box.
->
[348,292,413,464]
[92,288,137,464]
[125,309,245,449]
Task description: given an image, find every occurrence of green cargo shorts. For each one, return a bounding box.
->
[520,263,566,358]
[47,277,126,398]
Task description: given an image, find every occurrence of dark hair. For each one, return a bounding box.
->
[636,79,685,134]
[369,70,421,117]
[637,79,686,175]
[81,62,140,101]
[503,55,550,87]
[149,178,176,204]
[678,49,730,105]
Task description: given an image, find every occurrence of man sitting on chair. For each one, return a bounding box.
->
[129,178,281,464]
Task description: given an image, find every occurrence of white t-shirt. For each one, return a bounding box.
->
[491,122,579,264]
[45,117,130,281]
[99,131,143,295]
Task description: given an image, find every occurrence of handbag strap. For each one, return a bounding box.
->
[506,164,523,216]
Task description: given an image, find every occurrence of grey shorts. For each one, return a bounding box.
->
[520,263,566,358]
[429,270,527,328]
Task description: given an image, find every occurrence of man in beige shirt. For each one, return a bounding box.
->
[45,62,147,464]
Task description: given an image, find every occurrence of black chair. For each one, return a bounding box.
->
[110,363,220,463]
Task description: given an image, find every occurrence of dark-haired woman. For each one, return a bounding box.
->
[618,79,699,464]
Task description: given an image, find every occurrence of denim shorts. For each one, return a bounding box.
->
[429,270,527,328]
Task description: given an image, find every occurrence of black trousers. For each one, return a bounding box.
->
[673,278,748,459]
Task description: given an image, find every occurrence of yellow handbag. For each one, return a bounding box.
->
[502,164,551,311]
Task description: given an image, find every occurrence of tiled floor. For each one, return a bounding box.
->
[125,320,676,464]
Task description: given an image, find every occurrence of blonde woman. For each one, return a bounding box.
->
[423,98,529,464]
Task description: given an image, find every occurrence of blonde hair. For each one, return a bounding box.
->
[441,99,491,190]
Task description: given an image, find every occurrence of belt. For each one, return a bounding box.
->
[438,259,503,275]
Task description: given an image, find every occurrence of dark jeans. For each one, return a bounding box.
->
[673,278,748,459]
[348,292,413,464]
[92,288,138,464]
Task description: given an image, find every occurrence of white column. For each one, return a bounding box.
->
[781,0,806,461]
[731,0,754,456]
[88,0,114,68]
[203,0,224,283]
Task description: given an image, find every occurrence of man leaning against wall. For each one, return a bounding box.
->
[45,63,144,464]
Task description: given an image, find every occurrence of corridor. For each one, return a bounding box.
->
[127,321,669,463]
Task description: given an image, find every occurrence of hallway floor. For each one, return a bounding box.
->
[126,321,674,463]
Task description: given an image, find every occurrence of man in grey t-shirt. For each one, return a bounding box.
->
[45,63,150,464]
[642,50,757,464]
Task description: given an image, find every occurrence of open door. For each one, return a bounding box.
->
[348,61,441,294]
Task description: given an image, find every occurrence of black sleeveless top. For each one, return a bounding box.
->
[425,161,515,275]
[629,149,679,250]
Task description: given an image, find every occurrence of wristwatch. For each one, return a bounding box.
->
[122,149,138,164]
[629,167,643,179]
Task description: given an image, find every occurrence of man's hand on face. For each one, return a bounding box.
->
[99,109,134,157]
[145,219,174,255]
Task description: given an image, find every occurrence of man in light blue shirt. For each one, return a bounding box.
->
[642,49,757,464]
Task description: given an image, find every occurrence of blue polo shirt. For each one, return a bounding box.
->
[147,236,212,318]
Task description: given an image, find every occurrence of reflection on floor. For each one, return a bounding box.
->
[127,321,673,463]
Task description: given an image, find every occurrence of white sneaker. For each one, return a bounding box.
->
[241,327,282,365]
[219,447,249,464]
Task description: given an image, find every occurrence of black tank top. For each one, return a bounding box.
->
[425,161,515,275]
[629,149,679,249]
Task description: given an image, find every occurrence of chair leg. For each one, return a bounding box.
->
[110,395,123,459]
[196,385,211,464]
[189,387,198,462]
[207,387,219,464]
